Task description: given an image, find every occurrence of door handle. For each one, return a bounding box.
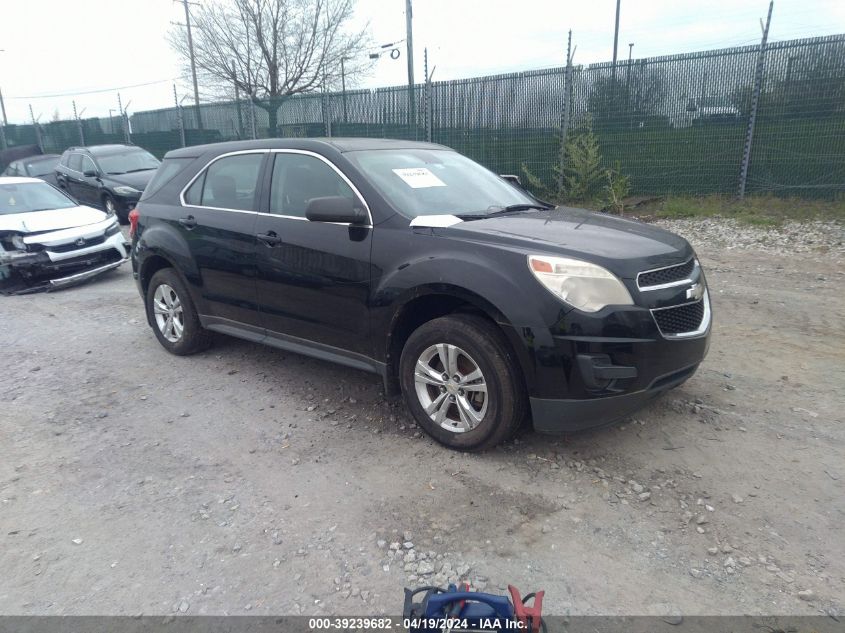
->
[256,231,282,247]
[178,215,197,229]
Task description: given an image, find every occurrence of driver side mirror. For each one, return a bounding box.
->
[306,196,367,225]
[83,169,100,178]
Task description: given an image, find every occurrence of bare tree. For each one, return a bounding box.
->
[169,0,371,135]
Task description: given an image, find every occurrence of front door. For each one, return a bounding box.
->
[253,151,372,356]
[178,151,267,330]
[76,154,101,206]
[64,153,86,202]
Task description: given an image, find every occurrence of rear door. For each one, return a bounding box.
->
[253,150,373,356]
[178,150,267,331]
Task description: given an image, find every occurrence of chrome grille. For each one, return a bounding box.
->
[652,299,705,336]
[638,259,695,289]
[49,235,106,253]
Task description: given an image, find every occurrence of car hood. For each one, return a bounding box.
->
[432,206,693,279]
[103,170,156,190]
[0,205,108,234]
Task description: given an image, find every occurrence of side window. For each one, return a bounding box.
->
[4,161,20,176]
[269,153,355,217]
[185,153,264,210]
[81,156,97,175]
[68,153,83,172]
[143,157,193,199]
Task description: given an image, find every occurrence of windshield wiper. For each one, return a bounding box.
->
[125,167,157,173]
[456,203,551,220]
[489,203,552,214]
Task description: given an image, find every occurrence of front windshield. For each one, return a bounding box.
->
[344,149,537,217]
[0,182,76,215]
[97,149,160,175]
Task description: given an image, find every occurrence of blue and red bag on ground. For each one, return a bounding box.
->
[403,583,545,632]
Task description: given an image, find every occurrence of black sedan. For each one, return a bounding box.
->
[1,154,61,186]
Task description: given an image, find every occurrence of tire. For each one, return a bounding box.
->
[103,193,126,224]
[399,314,526,451]
[145,268,213,355]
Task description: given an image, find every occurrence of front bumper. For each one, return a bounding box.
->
[530,362,700,433]
[0,230,129,294]
[514,290,711,434]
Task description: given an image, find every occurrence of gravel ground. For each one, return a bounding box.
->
[0,220,843,616]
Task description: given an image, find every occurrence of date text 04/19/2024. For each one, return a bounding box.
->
[307,617,528,630]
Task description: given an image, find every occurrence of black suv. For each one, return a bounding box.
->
[55,144,160,223]
[131,138,711,451]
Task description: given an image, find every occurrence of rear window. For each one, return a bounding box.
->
[141,157,194,200]
[25,156,59,177]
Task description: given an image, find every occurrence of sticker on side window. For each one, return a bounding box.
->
[392,167,446,188]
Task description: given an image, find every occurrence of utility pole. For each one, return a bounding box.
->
[0,86,7,126]
[231,59,243,137]
[405,0,416,134]
[0,49,6,127]
[341,57,348,124]
[611,0,621,83]
[181,0,203,130]
[738,0,774,199]
[559,29,574,194]
[174,84,186,147]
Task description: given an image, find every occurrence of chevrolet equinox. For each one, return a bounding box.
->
[131,138,711,451]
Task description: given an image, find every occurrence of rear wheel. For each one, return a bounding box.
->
[399,314,526,451]
[145,268,212,355]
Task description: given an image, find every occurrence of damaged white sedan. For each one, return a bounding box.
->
[0,176,130,294]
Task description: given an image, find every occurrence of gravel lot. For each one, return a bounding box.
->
[1,219,843,616]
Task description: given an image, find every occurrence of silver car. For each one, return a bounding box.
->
[0,177,130,294]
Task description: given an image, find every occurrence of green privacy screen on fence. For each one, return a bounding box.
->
[2,34,843,198]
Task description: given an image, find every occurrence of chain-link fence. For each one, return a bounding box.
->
[2,33,843,198]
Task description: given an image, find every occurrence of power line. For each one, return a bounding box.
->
[5,77,190,100]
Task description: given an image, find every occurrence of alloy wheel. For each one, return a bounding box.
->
[413,343,488,433]
[153,283,184,343]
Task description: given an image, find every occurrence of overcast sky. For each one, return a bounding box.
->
[0,0,843,124]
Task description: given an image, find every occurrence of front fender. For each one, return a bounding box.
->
[372,246,568,389]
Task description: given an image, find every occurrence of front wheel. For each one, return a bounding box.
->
[399,314,526,451]
[103,193,126,224]
[145,268,212,355]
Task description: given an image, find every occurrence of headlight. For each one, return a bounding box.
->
[11,235,26,250]
[105,220,121,237]
[527,255,634,313]
[113,185,141,196]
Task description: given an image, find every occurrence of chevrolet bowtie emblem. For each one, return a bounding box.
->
[686,282,704,301]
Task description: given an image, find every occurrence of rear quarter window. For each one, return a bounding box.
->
[141,157,195,200]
